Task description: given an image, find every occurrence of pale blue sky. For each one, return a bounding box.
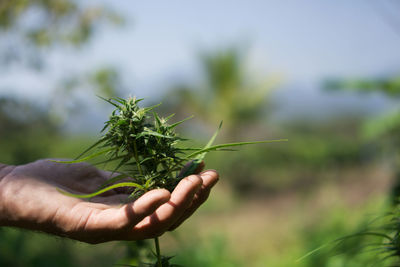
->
[95,0,400,92]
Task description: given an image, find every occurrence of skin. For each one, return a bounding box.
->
[0,160,218,244]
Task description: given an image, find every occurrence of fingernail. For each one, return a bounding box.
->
[201,170,219,179]
[201,169,218,175]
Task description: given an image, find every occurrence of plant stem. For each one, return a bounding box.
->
[154,237,162,267]
[133,141,143,175]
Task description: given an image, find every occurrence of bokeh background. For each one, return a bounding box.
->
[1,1,400,266]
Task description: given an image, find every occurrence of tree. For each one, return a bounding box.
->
[0,0,124,121]
[164,47,279,140]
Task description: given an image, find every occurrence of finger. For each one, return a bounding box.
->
[168,170,219,231]
[83,189,170,232]
[130,175,203,239]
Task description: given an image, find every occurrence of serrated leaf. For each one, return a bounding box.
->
[75,138,106,160]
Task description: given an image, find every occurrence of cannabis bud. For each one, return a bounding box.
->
[92,96,191,198]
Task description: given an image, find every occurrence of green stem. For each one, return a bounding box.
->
[161,161,174,179]
[133,141,143,175]
[155,237,162,267]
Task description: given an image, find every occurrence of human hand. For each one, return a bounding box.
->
[0,159,218,244]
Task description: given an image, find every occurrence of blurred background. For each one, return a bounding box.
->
[1,0,400,266]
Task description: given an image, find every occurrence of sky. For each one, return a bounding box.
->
[1,0,400,125]
[96,0,400,90]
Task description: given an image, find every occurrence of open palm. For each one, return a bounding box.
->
[0,160,218,244]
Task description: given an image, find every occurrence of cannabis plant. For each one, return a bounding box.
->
[57,96,286,267]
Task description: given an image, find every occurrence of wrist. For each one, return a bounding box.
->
[0,164,8,226]
[0,163,16,226]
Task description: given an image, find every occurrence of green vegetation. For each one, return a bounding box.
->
[54,96,285,266]
[310,74,400,265]
[0,1,398,266]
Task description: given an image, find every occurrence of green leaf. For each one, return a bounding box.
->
[112,96,127,105]
[186,139,288,159]
[195,121,223,161]
[97,95,120,108]
[164,113,175,122]
[50,147,115,163]
[144,102,162,112]
[169,115,194,129]
[362,109,400,140]
[75,138,106,160]
[92,155,126,166]
[111,156,131,175]
[153,111,162,127]
[97,173,130,189]
[57,182,145,199]
[136,130,173,139]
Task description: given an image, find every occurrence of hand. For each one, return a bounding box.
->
[0,159,218,244]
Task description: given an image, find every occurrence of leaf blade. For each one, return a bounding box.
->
[57,182,145,199]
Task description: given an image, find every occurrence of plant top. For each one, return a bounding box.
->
[57,96,287,200]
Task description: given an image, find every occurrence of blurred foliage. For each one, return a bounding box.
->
[0,3,393,266]
[323,73,400,263]
[0,227,124,267]
[325,74,400,145]
[326,74,400,97]
[172,235,242,267]
[325,74,400,197]
[48,66,124,123]
[0,2,128,265]
[214,122,364,194]
[0,0,124,123]
[163,47,365,195]
[299,207,385,267]
[0,0,123,65]
[0,96,59,165]
[163,47,279,139]
[90,67,122,98]
[162,47,285,194]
